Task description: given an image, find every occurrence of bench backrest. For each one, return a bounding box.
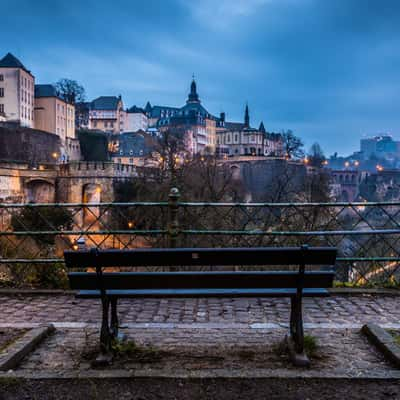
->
[65,246,337,291]
[64,246,336,268]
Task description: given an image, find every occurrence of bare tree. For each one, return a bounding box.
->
[281,130,304,159]
[308,142,326,167]
[55,78,85,104]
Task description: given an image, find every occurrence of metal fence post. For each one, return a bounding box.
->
[168,187,181,248]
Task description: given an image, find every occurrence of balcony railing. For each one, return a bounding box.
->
[0,188,400,287]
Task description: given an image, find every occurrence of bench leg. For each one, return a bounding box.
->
[286,295,310,367]
[290,295,304,353]
[100,296,112,354]
[110,298,119,338]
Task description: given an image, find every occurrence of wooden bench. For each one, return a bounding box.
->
[64,245,337,366]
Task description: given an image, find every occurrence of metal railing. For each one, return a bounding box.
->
[0,187,400,287]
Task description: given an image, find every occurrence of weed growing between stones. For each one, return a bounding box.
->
[0,376,22,389]
[388,330,400,346]
[273,334,322,361]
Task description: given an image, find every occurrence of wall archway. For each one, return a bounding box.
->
[82,183,102,226]
[25,179,55,203]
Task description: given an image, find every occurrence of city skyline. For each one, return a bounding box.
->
[2,0,400,155]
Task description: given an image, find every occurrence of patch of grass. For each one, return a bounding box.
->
[333,279,400,289]
[388,330,400,346]
[273,335,320,359]
[0,376,23,388]
[304,334,318,357]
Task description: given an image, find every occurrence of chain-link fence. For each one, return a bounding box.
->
[0,187,400,287]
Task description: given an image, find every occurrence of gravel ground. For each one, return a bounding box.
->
[0,377,399,400]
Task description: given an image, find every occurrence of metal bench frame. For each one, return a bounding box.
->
[65,245,337,366]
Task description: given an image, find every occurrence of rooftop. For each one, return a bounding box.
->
[34,84,60,99]
[91,96,122,111]
[0,52,31,74]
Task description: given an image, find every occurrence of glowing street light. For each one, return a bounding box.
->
[344,161,350,168]
[376,165,384,172]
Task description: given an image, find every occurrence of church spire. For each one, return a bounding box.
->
[187,75,200,103]
[244,103,250,128]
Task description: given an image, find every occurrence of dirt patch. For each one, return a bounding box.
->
[0,329,28,352]
[80,337,329,371]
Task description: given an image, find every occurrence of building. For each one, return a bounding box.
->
[0,52,35,128]
[34,84,80,162]
[34,84,75,141]
[145,102,180,127]
[109,131,155,166]
[125,105,148,132]
[216,105,283,157]
[88,96,125,134]
[151,79,217,155]
[360,135,400,161]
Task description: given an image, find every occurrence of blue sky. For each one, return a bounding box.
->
[2,0,400,156]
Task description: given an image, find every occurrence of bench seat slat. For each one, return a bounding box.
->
[64,247,337,268]
[76,288,330,298]
[68,271,334,290]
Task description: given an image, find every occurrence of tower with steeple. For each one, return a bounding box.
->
[187,75,200,104]
[244,103,250,128]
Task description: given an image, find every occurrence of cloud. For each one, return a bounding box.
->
[180,0,274,30]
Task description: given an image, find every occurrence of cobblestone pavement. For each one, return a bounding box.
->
[1,293,400,380]
[0,294,399,327]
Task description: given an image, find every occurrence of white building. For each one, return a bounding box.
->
[88,96,125,134]
[125,105,148,132]
[0,52,35,128]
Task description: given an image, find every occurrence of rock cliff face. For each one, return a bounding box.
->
[0,125,61,165]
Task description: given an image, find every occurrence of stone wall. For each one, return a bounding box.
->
[0,125,61,165]
[224,158,307,201]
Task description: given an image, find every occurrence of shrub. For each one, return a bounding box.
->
[11,205,73,246]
